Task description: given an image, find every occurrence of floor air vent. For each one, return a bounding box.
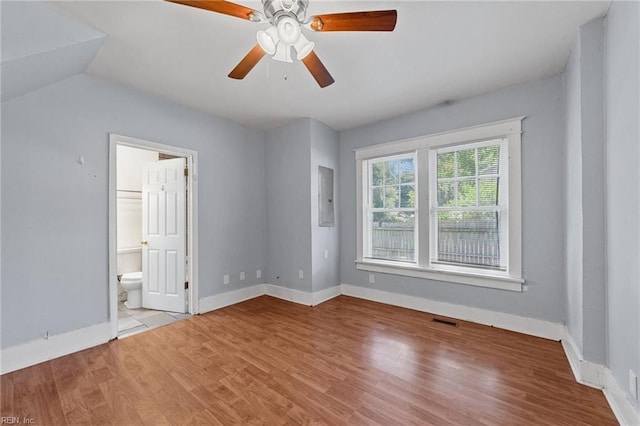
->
[432,318,459,327]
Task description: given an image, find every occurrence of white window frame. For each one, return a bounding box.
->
[355,118,523,292]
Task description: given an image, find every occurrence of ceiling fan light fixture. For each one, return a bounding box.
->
[273,42,293,63]
[276,16,301,45]
[293,34,314,59]
[257,26,279,55]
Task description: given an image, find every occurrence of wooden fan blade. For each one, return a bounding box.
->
[301,51,335,88]
[228,45,266,79]
[310,10,397,32]
[166,0,258,21]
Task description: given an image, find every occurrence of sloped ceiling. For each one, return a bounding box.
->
[1,1,105,101]
[8,1,611,130]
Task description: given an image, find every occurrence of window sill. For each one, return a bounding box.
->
[355,259,524,292]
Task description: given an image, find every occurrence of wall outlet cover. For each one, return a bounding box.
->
[223,274,230,285]
[240,272,245,281]
[256,269,262,279]
[298,270,304,279]
[369,274,375,284]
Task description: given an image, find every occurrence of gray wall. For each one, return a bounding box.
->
[310,120,340,292]
[564,42,584,353]
[339,75,566,323]
[264,118,340,294]
[579,19,606,366]
[1,74,266,348]
[563,18,606,364]
[264,119,313,292]
[605,0,640,409]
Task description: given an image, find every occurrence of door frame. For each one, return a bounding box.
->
[108,133,199,339]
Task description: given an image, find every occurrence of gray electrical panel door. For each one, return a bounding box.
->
[318,166,334,227]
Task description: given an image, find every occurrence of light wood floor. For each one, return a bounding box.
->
[1,295,617,425]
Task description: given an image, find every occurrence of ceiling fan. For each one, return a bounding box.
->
[166,0,397,88]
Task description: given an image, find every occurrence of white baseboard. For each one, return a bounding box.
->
[265,284,313,305]
[561,330,605,389]
[312,285,342,306]
[0,322,111,375]
[603,368,640,426]
[562,329,640,425]
[340,283,564,340]
[199,284,342,312]
[198,284,266,313]
[264,284,342,306]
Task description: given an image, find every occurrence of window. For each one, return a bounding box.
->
[430,139,507,270]
[356,118,523,291]
[366,154,417,262]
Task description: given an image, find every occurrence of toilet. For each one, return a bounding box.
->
[121,271,143,309]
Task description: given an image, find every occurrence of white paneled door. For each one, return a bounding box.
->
[142,158,187,313]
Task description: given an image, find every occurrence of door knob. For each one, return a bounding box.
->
[141,240,148,245]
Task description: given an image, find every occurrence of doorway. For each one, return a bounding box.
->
[108,134,199,339]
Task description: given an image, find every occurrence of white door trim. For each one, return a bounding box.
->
[108,134,199,340]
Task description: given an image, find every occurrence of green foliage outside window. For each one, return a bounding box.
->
[371,158,416,225]
[437,144,500,218]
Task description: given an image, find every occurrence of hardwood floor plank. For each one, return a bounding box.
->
[0,295,617,425]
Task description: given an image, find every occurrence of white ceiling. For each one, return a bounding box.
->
[48,0,610,131]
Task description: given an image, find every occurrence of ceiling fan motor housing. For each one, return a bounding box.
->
[262,0,308,23]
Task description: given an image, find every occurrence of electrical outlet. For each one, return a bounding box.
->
[256,269,262,279]
[369,274,375,284]
[298,270,304,279]
[630,370,638,400]
[323,249,329,259]
[223,274,230,285]
[240,271,245,281]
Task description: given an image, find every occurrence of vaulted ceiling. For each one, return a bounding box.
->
[38,1,611,130]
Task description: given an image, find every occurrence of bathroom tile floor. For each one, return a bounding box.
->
[118,302,191,338]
